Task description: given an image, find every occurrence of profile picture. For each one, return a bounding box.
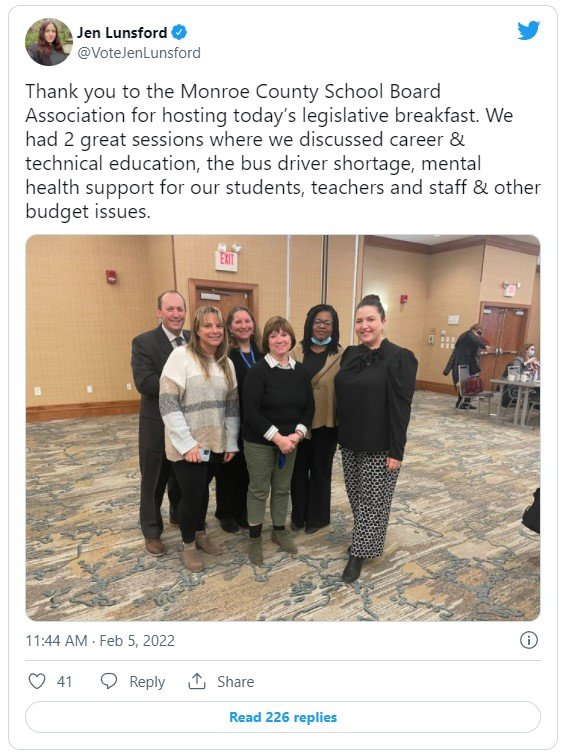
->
[25,18,72,66]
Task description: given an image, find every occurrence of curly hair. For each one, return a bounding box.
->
[300,304,340,355]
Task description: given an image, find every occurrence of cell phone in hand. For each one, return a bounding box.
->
[200,449,210,462]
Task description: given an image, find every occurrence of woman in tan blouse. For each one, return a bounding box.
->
[290,304,342,534]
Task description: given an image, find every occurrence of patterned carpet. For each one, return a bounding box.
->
[26,392,540,622]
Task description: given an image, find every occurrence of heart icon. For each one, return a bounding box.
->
[28,673,46,689]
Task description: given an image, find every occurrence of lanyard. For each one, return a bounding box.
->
[240,347,255,369]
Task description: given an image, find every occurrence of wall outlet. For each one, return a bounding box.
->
[86,385,93,394]
[126,383,132,391]
[34,387,42,396]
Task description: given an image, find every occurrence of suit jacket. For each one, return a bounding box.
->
[131,326,190,451]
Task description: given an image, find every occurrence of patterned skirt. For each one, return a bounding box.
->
[340,448,400,558]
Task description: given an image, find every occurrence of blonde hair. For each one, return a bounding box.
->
[188,306,234,390]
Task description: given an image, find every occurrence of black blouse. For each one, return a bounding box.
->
[334,339,418,460]
[228,342,264,424]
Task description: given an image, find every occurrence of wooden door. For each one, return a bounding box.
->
[479,304,529,389]
[188,278,259,327]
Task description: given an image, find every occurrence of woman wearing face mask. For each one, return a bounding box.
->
[334,295,418,583]
[27,20,66,65]
[500,343,540,407]
[443,322,490,410]
[511,343,539,375]
[214,306,264,533]
[290,304,342,534]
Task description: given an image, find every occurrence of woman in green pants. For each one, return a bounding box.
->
[242,316,315,565]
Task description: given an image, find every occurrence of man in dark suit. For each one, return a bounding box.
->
[131,290,190,556]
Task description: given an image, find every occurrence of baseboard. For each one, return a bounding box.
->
[28,383,453,422]
[416,380,457,395]
[27,400,141,423]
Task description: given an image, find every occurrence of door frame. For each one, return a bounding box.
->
[188,278,259,325]
[478,301,531,389]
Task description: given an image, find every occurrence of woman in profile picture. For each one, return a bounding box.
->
[27,20,66,66]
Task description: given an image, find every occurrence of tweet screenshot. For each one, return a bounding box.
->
[8,1,556,752]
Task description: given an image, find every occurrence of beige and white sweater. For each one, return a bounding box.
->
[159,347,240,462]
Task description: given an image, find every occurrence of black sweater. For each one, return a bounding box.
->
[242,358,315,445]
[334,340,418,460]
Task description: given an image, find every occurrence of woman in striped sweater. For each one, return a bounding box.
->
[159,306,240,572]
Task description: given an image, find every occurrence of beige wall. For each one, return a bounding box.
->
[26,235,540,407]
[173,235,288,328]
[362,245,429,364]
[326,236,363,347]
[422,245,486,382]
[480,245,537,305]
[27,236,157,406]
[527,268,541,354]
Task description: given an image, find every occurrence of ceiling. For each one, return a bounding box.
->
[382,235,538,246]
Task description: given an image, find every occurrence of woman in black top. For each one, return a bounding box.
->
[27,20,66,65]
[443,323,489,409]
[214,306,264,533]
[242,317,315,565]
[334,295,418,583]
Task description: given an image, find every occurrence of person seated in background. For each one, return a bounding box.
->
[500,343,540,407]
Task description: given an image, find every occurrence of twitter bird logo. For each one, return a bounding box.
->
[518,21,539,40]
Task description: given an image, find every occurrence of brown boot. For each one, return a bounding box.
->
[181,542,203,572]
[195,531,223,555]
[248,536,263,565]
[145,538,165,557]
[271,529,298,554]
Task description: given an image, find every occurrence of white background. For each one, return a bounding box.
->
[6,2,558,754]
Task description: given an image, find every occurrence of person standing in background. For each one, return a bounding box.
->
[131,291,190,556]
[443,322,490,410]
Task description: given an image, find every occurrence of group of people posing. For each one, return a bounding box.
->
[132,291,418,584]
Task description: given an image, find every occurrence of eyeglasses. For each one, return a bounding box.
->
[312,319,333,327]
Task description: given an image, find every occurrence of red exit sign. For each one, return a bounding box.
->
[215,250,238,272]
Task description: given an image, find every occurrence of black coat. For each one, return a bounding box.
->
[443,330,487,385]
[131,326,190,451]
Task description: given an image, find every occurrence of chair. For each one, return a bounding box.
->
[457,365,495,417]
[526,396,540,425]
[501,367,521,415]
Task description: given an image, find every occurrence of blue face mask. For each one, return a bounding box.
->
[311,336,332,346]
[528,349,535,358]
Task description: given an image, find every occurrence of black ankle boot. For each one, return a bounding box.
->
[342,555,364,583]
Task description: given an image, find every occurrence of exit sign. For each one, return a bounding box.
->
[215,250,238,272]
